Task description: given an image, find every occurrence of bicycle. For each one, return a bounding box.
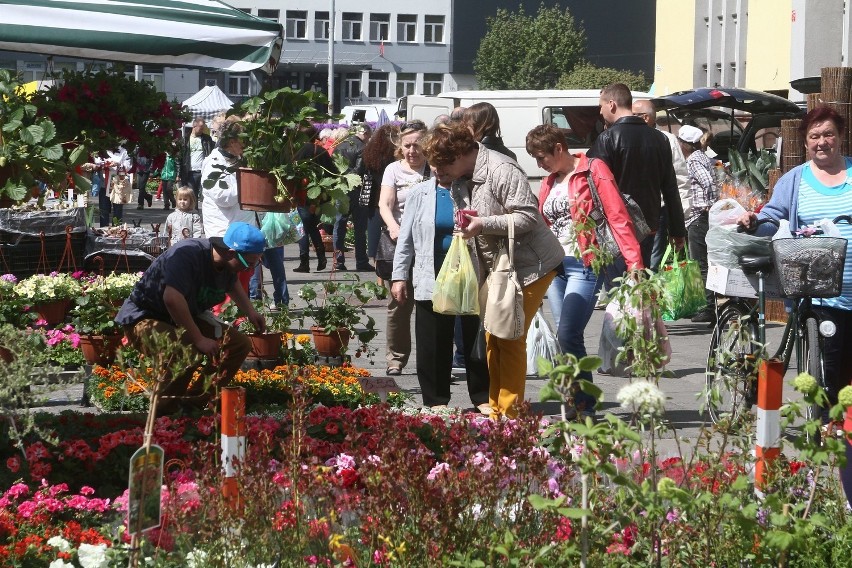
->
[705,215,850,427]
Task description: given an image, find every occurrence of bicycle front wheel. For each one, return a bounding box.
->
[706,303,759,424]
[802,316,826,440]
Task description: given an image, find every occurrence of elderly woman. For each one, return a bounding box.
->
[419,122,563,419]
[378,120,431,376]
[526,124,644,418]
[740,106,852,411]
[390,169,490,412]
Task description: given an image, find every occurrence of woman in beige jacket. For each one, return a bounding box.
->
[421,122,564,419]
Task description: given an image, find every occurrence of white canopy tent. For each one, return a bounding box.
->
[0,0,283,73]
[182,85,234,122]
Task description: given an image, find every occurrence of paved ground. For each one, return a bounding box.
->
[31,200,800,453]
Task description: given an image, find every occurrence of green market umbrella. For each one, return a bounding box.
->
[0,0,283,72]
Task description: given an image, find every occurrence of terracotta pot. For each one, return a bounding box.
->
[79,333,123,366]
[247,331,283,359]
[311,326,351,357]
[32,299,71,326]
[0,346,13,363]
[236,168,307,212]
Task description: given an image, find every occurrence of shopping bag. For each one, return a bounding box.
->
[658,244,707,321]
[261,211,304,247]
[432,235,479,315]
[526,308,561,375]
[598,292,671,376]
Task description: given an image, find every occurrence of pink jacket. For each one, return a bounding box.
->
[538,153,644,270]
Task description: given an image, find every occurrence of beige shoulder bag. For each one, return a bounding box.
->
[483,215,525,340]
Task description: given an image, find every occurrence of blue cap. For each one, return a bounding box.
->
[223,222,266,253]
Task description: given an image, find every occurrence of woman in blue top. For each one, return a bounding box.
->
[739,106,852,409]
[390,168,490,413]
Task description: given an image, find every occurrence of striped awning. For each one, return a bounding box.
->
[0,0,284,73]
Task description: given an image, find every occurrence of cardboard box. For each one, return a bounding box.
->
[705,263,783,299]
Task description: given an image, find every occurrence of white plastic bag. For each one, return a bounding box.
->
[526,309,561,376]
[709,198,747,228]
[597,296,672,377]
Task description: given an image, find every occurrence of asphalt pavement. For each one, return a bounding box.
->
[32,199,801,453]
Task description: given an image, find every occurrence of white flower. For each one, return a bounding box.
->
[77,542,109,568]
[49,560,74,568]
[47,535,72,552]
[186,549,208,568]
[617,380,666,417]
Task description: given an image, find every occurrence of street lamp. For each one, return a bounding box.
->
[327,0,335,115]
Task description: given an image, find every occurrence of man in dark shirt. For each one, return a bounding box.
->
[116,222,266,414]
[588,83,686,268]
[333,123,373,271]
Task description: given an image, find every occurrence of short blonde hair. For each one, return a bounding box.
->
[175,185,196,209]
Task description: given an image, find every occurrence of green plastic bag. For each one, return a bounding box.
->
[432,235,479,315]
[261,211,304,247]
[659,244,707,321]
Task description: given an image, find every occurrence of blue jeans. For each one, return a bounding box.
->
[546,255,603,411]
[249,247,290,306]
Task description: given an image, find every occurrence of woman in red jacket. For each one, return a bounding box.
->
[526,125,644,418]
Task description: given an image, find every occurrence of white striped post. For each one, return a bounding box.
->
[221,387,245,510]
[755,359,783,494]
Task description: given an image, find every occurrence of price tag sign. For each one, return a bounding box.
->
[127,445,164,534]
[357,376,400,403]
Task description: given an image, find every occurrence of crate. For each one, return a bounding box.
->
[0,232,87,277]
[772,237,847,298]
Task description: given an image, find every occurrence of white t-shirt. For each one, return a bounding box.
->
[381,161,430,223]
[541,178,579,257]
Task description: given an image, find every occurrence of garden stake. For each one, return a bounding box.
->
[754,358,783,496]
[222,386,246,511]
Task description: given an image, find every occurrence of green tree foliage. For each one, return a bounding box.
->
[557,61,652,92]
[474,4,586,90]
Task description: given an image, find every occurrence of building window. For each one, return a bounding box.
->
[286,10,307,39]
[342,12,363,41]
[345,74,361,99]
[423,73,443,96]
[257,9,279,22]
[396,73,416,97]
[424,15,444,43]
[370,14,390,42]
[368,72,389,98]
[397,14,417,42]
[229,74,251,96]
[205,79,218,87]
[315,11,330,40]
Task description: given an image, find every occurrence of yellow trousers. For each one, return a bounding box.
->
[486,270,556,418]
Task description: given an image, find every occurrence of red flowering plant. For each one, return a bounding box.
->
[31,67,188,168]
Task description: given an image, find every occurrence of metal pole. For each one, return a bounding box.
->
[327,0,335,115]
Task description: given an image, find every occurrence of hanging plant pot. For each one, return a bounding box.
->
[32,299,72,326]
[79,333,123,366]
[310,326,351,357]
[236,168,307,213]
[247,331,284,359]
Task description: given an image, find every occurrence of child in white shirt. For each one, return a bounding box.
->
[165,186,203,246]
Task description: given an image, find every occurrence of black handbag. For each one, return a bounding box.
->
[585,158,651,260]
[375,228,395,280]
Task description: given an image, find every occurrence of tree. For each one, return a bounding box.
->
[474,4,586,90]
[558,61,652,92]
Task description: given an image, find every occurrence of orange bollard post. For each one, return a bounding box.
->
[754,359,784,495]
[221,387,246,510]
[842,407,852,509]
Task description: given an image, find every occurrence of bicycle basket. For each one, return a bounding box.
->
[771,237,847,298]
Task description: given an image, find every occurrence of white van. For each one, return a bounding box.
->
[400,89,649,185]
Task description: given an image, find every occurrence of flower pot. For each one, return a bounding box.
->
[32,299,72,326]
[236,168,307,212]
[79,333,123,366]
[311,326,351,357]
[247,331,283,359]
[0,346,13,363]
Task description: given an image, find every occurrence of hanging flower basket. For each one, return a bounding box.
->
[32,299,72,326]
[236,168,306,213]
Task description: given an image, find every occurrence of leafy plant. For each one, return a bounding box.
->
[70,293,119,336]
[203,88,361,223]
[728,147,776,197]
[0,274,37,327]
[236,300,291,334]
[13,272,82,303]
[297,276,387,347]
[0,69,68,203]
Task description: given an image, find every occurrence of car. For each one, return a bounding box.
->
[651,87,804,162]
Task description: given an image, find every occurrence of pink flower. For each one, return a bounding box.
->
[427,462,450,481]
[6,455,20,473]
[5,482,29,499]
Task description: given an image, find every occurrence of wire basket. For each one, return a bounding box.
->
[771,237,847,298]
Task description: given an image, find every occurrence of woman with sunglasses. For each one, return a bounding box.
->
[378,120,431,375]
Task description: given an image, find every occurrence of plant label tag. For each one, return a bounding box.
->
[128,445,164,535]
[358,376,400,403]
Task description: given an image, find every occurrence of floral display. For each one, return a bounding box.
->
[13,273,82,304]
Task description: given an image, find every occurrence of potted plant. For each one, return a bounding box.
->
[297,276,387,357]
[0,69,69,206]
[14,273,83,326]
[70,293,123,366]
[0,274,38,331]
[236,301,292,360]
[203,87,361,221]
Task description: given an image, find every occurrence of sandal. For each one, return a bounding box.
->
[387,367,401,376]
